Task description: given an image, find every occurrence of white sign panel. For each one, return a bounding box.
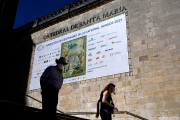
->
[30,14,129,90]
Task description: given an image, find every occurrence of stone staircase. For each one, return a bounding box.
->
[0,100,89,120]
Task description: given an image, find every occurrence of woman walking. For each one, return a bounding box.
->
[96,83,118,120]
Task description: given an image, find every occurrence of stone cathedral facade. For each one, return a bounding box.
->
[9,0,180,119]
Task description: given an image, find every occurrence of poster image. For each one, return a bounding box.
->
[61,36,87,79]
[30,14,129,90]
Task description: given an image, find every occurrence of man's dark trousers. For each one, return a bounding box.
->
[42,85,59,120]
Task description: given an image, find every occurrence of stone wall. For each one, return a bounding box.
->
[26,0,180,119]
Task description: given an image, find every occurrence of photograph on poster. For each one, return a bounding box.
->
[61,36,87,79]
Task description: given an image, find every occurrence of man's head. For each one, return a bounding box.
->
[55,57,68,65]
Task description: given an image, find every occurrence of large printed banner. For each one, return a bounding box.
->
[30,14,129,90]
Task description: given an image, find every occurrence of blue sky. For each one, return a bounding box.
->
[13,0,77,29]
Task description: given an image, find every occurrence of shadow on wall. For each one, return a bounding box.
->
[0,31,35,105]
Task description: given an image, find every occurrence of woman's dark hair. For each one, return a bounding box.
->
[101,83,116,94]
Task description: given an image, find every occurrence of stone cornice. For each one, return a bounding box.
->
[14,0,114,36]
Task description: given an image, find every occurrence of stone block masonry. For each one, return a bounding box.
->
[25,0,180,120]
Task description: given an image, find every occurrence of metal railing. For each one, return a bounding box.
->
[26,94,65,114]
[0,98,89,120]
[26,95,91,120]
[67,111,148,120]
[26,94,148,120]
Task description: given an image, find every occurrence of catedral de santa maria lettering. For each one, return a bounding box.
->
[43,6,127,40]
